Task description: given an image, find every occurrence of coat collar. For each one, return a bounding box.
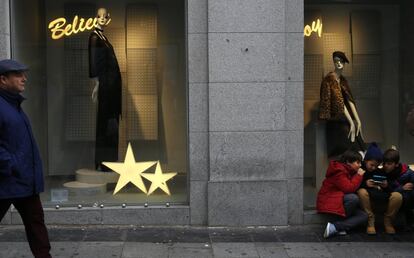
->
[0,88,25,107]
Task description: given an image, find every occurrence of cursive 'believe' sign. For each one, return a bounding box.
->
[48,15,111,40]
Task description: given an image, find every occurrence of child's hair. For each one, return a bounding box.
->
[383,148,400,164]
[339,150,362,164]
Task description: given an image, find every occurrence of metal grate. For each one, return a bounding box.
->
[305,55,323,100]
[127,49,157,95]
[126,5,157,49]
[65,96,96,141]
[127,95,158,140]
[64,4,95,50]
[351,54,381,99]
[64,50,91,95]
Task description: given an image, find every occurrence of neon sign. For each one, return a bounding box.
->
[48,16,111,40]
[304,19,323,37]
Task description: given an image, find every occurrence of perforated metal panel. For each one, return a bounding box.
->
[323,33,352,77]
[65,96,96,141]
[127,49,157,95]
[125,5,158,140]
[127,95,158,140]
[64,50,91,95]
[127,5,157,49]
[351,55,381,99]
[63,4,96,141]
[64,4,95,50]
[305,55,323,100]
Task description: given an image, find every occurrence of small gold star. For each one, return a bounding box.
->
[102,143,156,195]
[141,161,177,195]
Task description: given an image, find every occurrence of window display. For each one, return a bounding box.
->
[319,51,365,158]
[10,0,187,207]
[88,7,122,171]
[304,1,414,209]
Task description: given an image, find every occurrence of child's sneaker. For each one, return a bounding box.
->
[337,230,347,236]
[323,222,337,238]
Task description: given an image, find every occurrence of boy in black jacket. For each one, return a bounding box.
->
[382,148,414,228]
[357,143,403,234]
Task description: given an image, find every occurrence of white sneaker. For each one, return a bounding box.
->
[323,222,337,238]
[338,230,347,236]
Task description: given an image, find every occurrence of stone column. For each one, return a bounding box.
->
[188,0,209,225]
[207,0,304,226]
[0,0,10,59]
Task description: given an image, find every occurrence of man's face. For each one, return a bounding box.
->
[383,161,398,173]
[364,160,379,172]
[97,8,110,27]
[333,57,344,70]
[0,71,27,94]
[347,160,361,172]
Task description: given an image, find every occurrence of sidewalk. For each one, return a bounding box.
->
[0,225,413,257]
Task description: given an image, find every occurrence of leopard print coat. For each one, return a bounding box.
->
[318,72,355,121]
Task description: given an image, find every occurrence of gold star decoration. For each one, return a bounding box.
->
[102,143,156,195]
[141,161,177,195]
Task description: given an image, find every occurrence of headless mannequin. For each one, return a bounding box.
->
[333,57,363,142]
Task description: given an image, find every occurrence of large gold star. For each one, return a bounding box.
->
[102,143,156,195]
[141,161,177,195]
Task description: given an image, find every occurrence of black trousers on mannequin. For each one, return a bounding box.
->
[0,195,51,258]
[326,120,366,158]
[95,84,120,171]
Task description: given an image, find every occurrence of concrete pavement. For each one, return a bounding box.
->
[0,225,413,257]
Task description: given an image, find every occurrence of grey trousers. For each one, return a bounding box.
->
[332,193,368,232]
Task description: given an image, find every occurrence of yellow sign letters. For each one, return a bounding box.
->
[48,16,111,40]
[304,19,323,37]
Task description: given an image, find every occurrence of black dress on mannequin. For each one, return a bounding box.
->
[88,28,122,170]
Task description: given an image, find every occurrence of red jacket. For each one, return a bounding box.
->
[316,160,363,217]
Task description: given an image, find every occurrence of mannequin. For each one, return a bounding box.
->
[88,7,122,171]
[319,51,365,158]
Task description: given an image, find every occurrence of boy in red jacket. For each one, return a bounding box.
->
[317,150,367,238]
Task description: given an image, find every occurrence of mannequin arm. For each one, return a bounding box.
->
[344,105,356,142]
[348,101,362,138]
[91,77,99,103]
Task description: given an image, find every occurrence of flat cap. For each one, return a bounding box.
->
[332,51,349,64]
[0,59,28,75]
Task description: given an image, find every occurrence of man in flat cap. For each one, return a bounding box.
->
[0,59,51,258]
[319,51,365,158]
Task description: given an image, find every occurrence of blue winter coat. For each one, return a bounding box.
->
[0,89,44,199]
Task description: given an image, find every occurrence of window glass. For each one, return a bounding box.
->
[11,0,188,207]
[304,1,414,209]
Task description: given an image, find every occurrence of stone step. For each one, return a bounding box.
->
[63,181,107,196]
[75,168,119,184]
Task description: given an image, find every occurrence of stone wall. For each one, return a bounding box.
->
[204,0,304,226]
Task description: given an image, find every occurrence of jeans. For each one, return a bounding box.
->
[332,193,368,232]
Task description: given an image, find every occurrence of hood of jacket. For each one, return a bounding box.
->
[326,160,356,178]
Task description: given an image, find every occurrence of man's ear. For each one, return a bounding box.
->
[0,75,7,86]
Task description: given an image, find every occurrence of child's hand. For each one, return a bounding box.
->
[402,183,413,191]
[366,179,376,188]
[380,180,388,188]
[357,168,365,176]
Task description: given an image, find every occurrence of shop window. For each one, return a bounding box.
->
[304,1,414,209]
[11,0,187,207]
